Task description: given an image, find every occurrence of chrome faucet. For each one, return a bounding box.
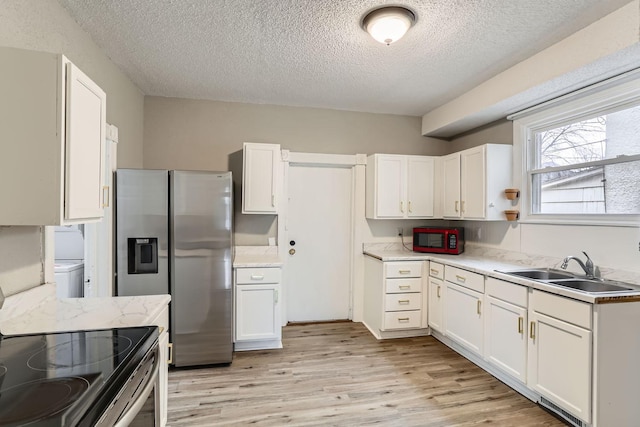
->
[561,251,595,278]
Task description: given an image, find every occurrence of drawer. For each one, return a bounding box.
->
[384,261,422,278]
[486,277,527,308]
[236,267,281,284]
[428,262,444,280]
[385,278,422,293]
[383,310,422,330]
[384,293,422,311]
[531,289,592,330]
[445,265,484,293]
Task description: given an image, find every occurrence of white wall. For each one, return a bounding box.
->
[0,0,144,296]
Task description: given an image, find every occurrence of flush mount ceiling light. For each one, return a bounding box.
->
[362,6,416,45]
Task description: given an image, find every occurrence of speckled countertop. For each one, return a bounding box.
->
[0,283,171,335]
[233,246,283,268]
[364,243,640,305]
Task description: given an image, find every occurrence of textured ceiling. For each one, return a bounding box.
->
[57,0,631,117]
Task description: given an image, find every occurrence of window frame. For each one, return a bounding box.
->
[512,75,640,227]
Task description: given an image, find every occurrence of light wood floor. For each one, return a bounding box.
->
[167,322,566,426]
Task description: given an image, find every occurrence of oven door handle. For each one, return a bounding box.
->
[114,351,160,427]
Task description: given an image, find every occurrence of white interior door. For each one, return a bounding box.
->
[286,164,353,322]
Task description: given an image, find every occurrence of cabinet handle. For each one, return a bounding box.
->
[398,317,410,322]
[477,300,481,315]
[398,299,410,304]
[408,201,412,213]
[250,275,265,280]
[400,201,404,213]
[518,317,523,334]
[461,200,465,213]
[430,268,439,275]
[437,285,441,298]
[455,275,466,283]
[271,194,276,207]
[102,186,110,208]
[274,290,279,304]
[167,343,173,364]
[398,270,411,274]
[399,285,411,290]
[455,201,459,212]
[530,321,535,339]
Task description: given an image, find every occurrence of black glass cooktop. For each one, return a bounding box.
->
[0,326,158,426]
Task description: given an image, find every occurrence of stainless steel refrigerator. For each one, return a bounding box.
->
[115,169,233,367]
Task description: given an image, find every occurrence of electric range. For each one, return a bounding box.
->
[0,326,159,426]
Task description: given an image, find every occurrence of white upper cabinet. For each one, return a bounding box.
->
[366,154,435,219]
[442,144,512,220]
[0,47,106,225]
[242,142,281,214]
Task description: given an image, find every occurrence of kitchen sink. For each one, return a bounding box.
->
[499,269,575,280]
[496,268,640,294]
[548,279,637,293]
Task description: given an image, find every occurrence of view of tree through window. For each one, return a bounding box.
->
[531,105,640,215]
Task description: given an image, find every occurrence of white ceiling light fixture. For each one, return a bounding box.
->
[362,6,416,45]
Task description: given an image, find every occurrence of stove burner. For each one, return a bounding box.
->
[0,377,90,425]
[27,335,134,371]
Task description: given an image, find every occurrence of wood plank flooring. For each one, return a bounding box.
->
[167,322,566,426]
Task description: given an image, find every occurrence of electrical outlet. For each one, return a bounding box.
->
[397,227,403,237]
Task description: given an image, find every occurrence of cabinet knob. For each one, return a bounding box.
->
[289,248,296,255]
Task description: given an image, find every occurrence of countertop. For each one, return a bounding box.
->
[233,246,283,268]
[363,244,640,305]
[0,283,171,335]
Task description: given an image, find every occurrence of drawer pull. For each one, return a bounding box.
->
[167,342,174,364]
[430,268,439,275]
[250,275,265,280]
[437,285,441,298]
[518,317,523,334]
[530,322,536,340]
[476,300,481,315]
[399,285,411,290]
[398,317,410,322]
[398,269,411,274]
[456,275,466,283]
[398,300,410,304]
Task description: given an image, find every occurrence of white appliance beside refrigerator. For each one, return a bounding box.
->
[115,169,233,367]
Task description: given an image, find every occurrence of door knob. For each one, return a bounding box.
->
[289,248,296,255]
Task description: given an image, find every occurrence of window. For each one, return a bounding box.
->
[512,74,640,225]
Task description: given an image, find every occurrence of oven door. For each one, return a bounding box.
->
[96,342,160,427]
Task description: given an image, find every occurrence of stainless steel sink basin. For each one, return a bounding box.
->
[497,269,575,280]
[496,268,640,294]
[548,279,636,293]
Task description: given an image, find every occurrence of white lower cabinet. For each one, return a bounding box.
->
[234,267,282,350]
[484,277,528,383]
[528,290,592,424]
[157,329,169,427]
[363,257,428,339]
[444,281,484,356]
[427,276,444,333]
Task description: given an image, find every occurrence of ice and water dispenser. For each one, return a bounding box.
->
[127,238,158,274]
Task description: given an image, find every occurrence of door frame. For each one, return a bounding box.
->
[279,151,367,325]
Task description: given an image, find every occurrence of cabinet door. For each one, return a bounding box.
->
[156,330,169,427]
[442,153,461,218]
[375,155,405,218]
[485,295,527,382]
[406,156,434,218]
[444,282,483,356]
[236,284,281,341]
[528,311,592,423]
[65,62,106,221]
[461,145,486,219]
[428,277,444,333]
[242,143,280,213]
